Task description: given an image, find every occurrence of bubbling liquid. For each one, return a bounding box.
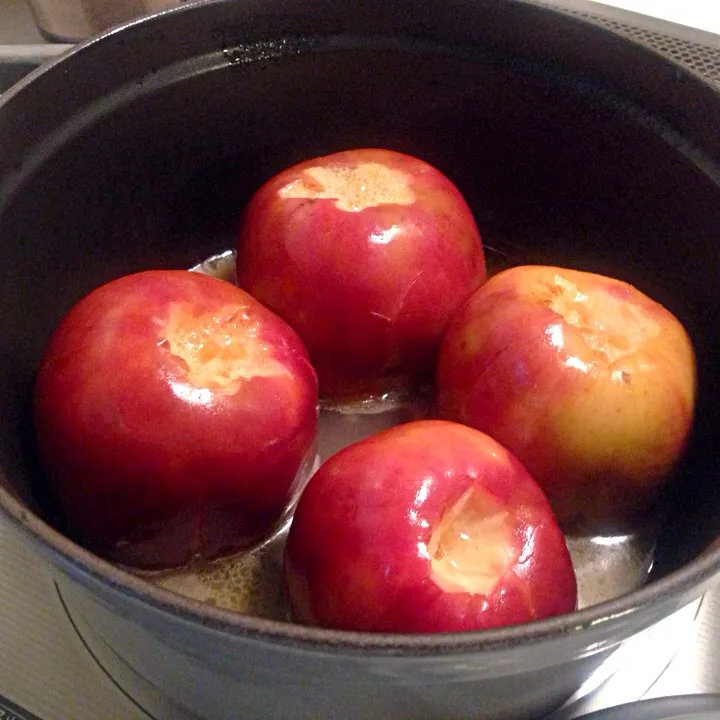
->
[154,521,291,619]
[139,250,657,618]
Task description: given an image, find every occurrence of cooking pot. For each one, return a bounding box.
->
[1,1,720,718]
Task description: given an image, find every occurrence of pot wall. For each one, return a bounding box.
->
[54,571,606,720]
[44,538,719,720]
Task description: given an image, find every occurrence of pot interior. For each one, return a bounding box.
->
[1,0,720,631]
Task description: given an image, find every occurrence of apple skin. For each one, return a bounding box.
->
[236,148,486,401]
[34,270,319,570]
[436,265,697,530]
[284,420,576,633]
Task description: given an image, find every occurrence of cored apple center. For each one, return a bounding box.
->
[429,486,517,595]
[278,162,416,212]
[545,274,661,376]
[160,303,288,392]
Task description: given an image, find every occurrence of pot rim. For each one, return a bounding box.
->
[2,0,720,655]
[5,477,720,655]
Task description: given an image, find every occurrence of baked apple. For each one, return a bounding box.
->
[284,420,576,633]
[236,148,486,400]
[34,270,318,570]
[437,265,696,529]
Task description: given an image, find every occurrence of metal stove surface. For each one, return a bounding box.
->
[1,1,720,718]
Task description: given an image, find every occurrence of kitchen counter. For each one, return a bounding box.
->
[0,0,43,43]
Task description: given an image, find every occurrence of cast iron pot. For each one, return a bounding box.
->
[1,1,720,718]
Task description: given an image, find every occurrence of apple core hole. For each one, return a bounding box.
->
[278,162,416,212]
[162,303,287,391]
[428,486,516,595]
[546,274,661,364]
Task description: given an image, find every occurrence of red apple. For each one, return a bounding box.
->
[284,420,576,633]
[34,270,318,570]
[437,265,696,530]
[236,148,486,401]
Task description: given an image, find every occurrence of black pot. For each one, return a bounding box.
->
[1,1,720,719]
